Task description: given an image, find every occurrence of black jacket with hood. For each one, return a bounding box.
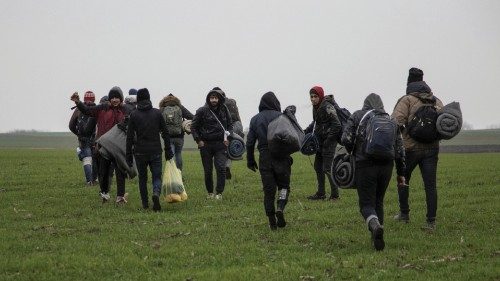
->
[341,93,406,176]
[191,89,233,143]
[246,92,283,159]
[126,100,170,156]
[304,95,342,143]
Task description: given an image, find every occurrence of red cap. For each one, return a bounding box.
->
[310,86,324,101]
[84,91,95,102]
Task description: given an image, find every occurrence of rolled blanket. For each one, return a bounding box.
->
[300,133,319,155]
[227,133,245,160]
[96,124,138,179]
[437,102,462,140]
[331,153,356,189]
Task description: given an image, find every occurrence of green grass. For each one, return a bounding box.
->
[0,150,499,280]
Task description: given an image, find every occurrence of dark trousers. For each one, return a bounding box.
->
[98,154,125,196]
[398,149,439,222]
[200,141,227,194]
[356,161,393,225]
[259,151,292,217]
[135,153,163,208]
[170,138,184,171]
[314,142,338,197]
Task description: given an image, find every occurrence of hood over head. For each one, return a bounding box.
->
[310,86,325,101]
[159,93,181,108]
[137,100,153,111]
[206,89,225,107]
[108,86,124,102]
[406,80,432,96]
[362,93,385,112]
[258,91,281,112]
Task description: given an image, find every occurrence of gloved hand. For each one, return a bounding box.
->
[126,155,134,168]
[247,160,258,172]
[165,148,174,161]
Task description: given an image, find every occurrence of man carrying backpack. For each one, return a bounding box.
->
[191,88,233,200]
[69,91,97,186]
[342,93,406,251]
[247,92,293,230]
[126,88,173,211]
[392,68,443,231]
[71,87,131,204]
[159,94,194,171]
[304,86,342,201]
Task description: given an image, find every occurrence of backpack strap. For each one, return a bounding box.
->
[209,109,227,131]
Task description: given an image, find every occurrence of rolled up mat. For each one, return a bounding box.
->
[301,133,319,156]
[437,102,462,140]
[227,133,245,160]
[331,153,356,189]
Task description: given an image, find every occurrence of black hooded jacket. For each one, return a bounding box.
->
[126,100,170,156]
[304,95,342,143]
[341,93,406,175]
[191,90,233,143]
[246,92,283,160]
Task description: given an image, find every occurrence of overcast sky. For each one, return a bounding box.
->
[1,0,499,133]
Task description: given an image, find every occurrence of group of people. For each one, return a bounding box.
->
[69,67,443,251]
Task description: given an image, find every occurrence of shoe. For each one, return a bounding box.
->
[215,193,223,200]
[206,193,214,199]
[328,195,340,201]
[393,212,410,223]
[421,221,436,232]
[276,210,286,228]
[100,192,110,203]
[268,215,277,231]
[368,218,385,251]
[115,193,129,204]
[152,194,161,212]
[86,181,93,187]
[226,167,232,180]
[307,193,326,200]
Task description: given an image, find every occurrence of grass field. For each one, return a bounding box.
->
[0,149,499,280]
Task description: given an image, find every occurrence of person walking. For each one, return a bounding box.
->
[341,93,406,251]
[247,92,293,230]
[159,93,194,171]
[392,67,443,231]
[304,86,342,201]
[191,88,233,200]
[69,91,97,186]
[126,88,173,211]
[71,86,131,203]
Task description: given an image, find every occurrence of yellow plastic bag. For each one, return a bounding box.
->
[162,159,187,203]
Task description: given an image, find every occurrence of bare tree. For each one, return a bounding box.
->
[462,121,474,130]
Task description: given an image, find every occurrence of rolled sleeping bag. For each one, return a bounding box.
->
[437,102,462,140]
[300,133,319,156]
[331,153,356,189]
[227,133,245,160]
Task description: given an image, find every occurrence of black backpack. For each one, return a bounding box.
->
[407,97,439,143]
[76,114,96,137]
[358,110,397,160]
[331,100,351,143]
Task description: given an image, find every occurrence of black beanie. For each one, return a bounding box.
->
[108,86,123,101]
[137,88,150,102]
[407,67,424,84]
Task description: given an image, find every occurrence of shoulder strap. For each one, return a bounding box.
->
[355,109,374,136]
[210,109,226,131]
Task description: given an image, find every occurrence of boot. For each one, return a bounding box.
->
[368,217,385,251]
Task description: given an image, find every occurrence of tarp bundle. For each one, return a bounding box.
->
[267,105,304,158]
[331,152,356,189]
[437,102,462,140]
[97,124,137,179]
[227,133,245,160]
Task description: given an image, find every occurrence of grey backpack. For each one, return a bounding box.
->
[163,105,183,136]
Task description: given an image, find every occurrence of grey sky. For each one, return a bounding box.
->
[1,0,499,132]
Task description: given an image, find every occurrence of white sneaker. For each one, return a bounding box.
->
[206,193,214,199]
[215,194,223,200]
[100,192,110,203]
[116,193,129,204]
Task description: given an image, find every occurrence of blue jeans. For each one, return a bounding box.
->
[80,146,93,183]
[170,138,184,171]
[398,149,439,222]
[135,153,163,208]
